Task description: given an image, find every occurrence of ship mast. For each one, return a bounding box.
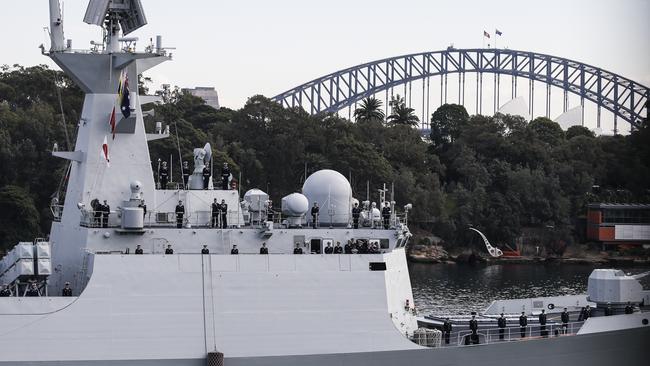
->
[48,0,66,51]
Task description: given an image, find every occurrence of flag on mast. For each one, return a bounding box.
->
[483,31,490,38]
[495,29,503,36]
[102,135,110,166]
[118,71,131,118]
[108,106,116,139]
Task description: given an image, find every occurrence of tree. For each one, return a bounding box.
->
[430,104,469,148]
[387,95,419,126]
[529,117,565,146]
[566,125,594,140]
[354,97,385,122]
[0,186,40,251]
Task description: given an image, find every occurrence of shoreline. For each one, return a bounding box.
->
[407,252,650,266]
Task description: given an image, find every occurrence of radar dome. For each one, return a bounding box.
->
[281,193,309,217]
[302,169,352,225]
[243,189,269,212]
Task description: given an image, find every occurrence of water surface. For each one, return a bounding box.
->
[409,263,650,316]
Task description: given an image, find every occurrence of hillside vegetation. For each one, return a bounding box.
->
[1,65,648,253]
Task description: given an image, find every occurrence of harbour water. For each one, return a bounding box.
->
[410,263,650,316]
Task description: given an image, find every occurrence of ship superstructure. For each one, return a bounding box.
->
[0,1,648,365]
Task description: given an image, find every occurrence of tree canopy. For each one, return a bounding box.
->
[1,64,648,254]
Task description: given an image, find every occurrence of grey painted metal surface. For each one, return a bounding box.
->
[272,49,649,129]
[0,327,647,365]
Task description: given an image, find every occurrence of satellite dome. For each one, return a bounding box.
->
[302,169,352,225]
[243,189,269,212]
[281,193,309,217]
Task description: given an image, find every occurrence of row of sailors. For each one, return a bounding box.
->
[130,239,380,255]
[159,161,233,190]
[173,200,229,229]
[441,304,638,345]
[0,282,73,297]
[173,201,393,230]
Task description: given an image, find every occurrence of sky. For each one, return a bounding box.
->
[1,0,648,129]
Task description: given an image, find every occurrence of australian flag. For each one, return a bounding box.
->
[118,73,131,118]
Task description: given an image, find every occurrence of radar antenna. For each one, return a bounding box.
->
[83,0,148,52]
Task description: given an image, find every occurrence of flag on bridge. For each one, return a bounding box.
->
[496,29,503,36]
[483,31,490,38]
[102,135,110,166]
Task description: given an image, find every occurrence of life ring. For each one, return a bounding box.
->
[548,303,555,310]
[370,242,379,252]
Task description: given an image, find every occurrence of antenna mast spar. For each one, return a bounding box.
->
[48,0,66,51]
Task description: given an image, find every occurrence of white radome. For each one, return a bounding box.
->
[302,169,352,225]
[243,189,269,212]
[281,193,309,217]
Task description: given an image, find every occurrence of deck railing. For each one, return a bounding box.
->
[449,321,585,346]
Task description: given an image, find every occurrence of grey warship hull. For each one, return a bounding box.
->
[1,327,648,366]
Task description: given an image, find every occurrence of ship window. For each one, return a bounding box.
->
[533,301,544,308]
[369,262,387,271]
[156,212,171,223]
[380,239,389,249]
[293,235,305,247]
[310,238,321,254]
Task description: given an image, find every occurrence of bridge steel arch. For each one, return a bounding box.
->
[272,49,649,130]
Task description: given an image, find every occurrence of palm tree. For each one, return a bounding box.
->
[354,97,385,122]
[387,95,419,126]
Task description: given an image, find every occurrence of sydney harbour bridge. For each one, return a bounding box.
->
[271,48,649,134]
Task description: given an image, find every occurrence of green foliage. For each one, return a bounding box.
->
[0,186,40,250]
[2,64,649,254]
[566,125,595,140]
[387,95,419,126]
[430,104,469,150]
[529,117,565,146]
[354,97,385,122]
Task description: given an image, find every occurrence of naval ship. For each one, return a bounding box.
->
[0,1,648,365]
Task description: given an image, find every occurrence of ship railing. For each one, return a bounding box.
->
[452,321,585,346]
[79,210,119,228]
[141,210,243,228]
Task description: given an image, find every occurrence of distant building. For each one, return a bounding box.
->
[182,87,220,109]
[586,203,650,248]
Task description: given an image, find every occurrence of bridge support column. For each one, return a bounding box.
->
[581,97,585,126]
[478,72,483,114]
[546,84,551,118]
[461,72,465,105]
[475,73,479,114]
[497,74,501,112]
[426,77,430,128]
[444,74,448,104]
[494,74,497,113]
[421,79,426,129]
